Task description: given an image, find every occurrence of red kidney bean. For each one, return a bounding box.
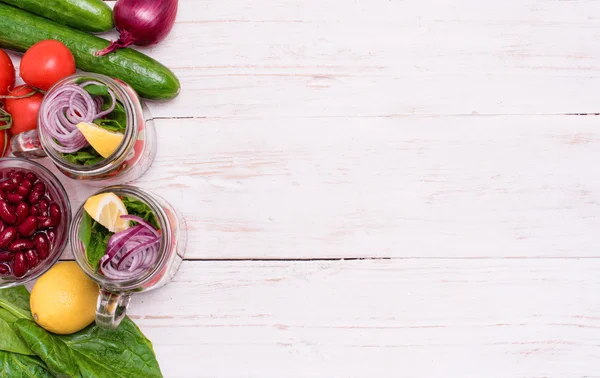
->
[0,201,17,225]
[0,189,5,201]
[49,203,61,226]
[0,220,4,233]
[34,233,49,260]
[8,239,35,252]
[6,171,14,179]
[13,252,27,278]
[25,172,37,182]
[39,199,49,216]
[28,183,45,205]
[18,216,38,238]
[25,249,38,269]
[10,172,24,187]
[37,217,53,229]
[0,227,17,248]
[46,230,55,249]
[16,179,33,197]
[30,205,41,216]
[0,181,16,192]
[6,193,24,205]
[0,251,13,262]
[0,263,10,275]
[16,203,29,225]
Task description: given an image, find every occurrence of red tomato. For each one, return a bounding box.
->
[0,130,8,157]
[5,86,44,136]
[20,40,76,91]
[0,49,15,96]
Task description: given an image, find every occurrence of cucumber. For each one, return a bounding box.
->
[0,0,113,33]
[0,3,180,100]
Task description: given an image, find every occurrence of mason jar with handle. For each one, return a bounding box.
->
[11,73,157,185]
[70,185,187,329]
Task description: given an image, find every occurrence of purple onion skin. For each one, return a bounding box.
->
[96,0,178,56]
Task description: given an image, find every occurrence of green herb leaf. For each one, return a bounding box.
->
[83,217,112,271]
[104,100,127,129]
[83,84,109,97]
[61,147,104,166]
[0,351,54,378]
[79,212,92,249]
[0,288,34,356]
[122,197,160,229]
[93,118,126,133]
[15,318,163,378]
[0,286,32,321]
[0,309,33,355]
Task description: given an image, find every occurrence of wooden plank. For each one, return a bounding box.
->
[8,0,600,117]
[52,115,600,259]
[130,259,600,378]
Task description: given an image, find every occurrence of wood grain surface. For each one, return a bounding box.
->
[8,0,600,376]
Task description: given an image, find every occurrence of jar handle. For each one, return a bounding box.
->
[10,130,47,159]
[96,289,131,329]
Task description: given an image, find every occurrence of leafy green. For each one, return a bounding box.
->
[0,310,33,356]
[93,118,126,133]
[122,197,160,229]
[83,84,109,97]
[15,319,163,378]
[0,351,54,378]
[104,99,126,128]
[61,147,104,166]
[80,212,112,271]
[0,286,32,321]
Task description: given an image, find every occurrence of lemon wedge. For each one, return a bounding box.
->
[76,122,124,158]
[84,192,129,232]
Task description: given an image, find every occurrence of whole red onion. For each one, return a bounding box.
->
[96,0,178,56]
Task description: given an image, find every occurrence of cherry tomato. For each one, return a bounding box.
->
[0,50,15,96]
[20,40,76,91]
[5,86,44,136]
[0,130,8,157]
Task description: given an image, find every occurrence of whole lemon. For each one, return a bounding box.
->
[30,262,99,335]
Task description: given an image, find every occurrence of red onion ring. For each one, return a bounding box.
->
[39,81,117,153]
[99,215,161,280]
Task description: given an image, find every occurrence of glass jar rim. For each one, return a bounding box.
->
[38,73,140,177]
[70,185,172,290]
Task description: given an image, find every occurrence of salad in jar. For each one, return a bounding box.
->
[79,191,161,279]
[40,79,128,166]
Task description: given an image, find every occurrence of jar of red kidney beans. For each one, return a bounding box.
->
[0,158,71,288]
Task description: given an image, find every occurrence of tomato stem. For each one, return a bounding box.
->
[0,108,12,131]
[0,90,38,100]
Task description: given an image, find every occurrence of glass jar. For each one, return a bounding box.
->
[70,185,186,329]
[0,158,71,288]
[11,73,157,185]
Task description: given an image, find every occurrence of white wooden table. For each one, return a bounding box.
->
[10,0,600,376]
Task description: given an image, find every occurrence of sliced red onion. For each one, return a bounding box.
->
[120,215,160,237]
[99,215,162,280]
[39,81,118,154]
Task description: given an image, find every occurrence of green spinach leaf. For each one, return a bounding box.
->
[122,197,160,229]
[61,147,104,166]
[0,289,34,356]
[0,286,32,321]
[81,213,112,271]
[0,350,54,378]
[105,100,126,127]
[83,84,109,97]
[15,318,162,378]
[0,313,33,355]
[93,119,126,133]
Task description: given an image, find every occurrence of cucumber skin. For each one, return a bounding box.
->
[0,0,114,33]
[0,3,180,101]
